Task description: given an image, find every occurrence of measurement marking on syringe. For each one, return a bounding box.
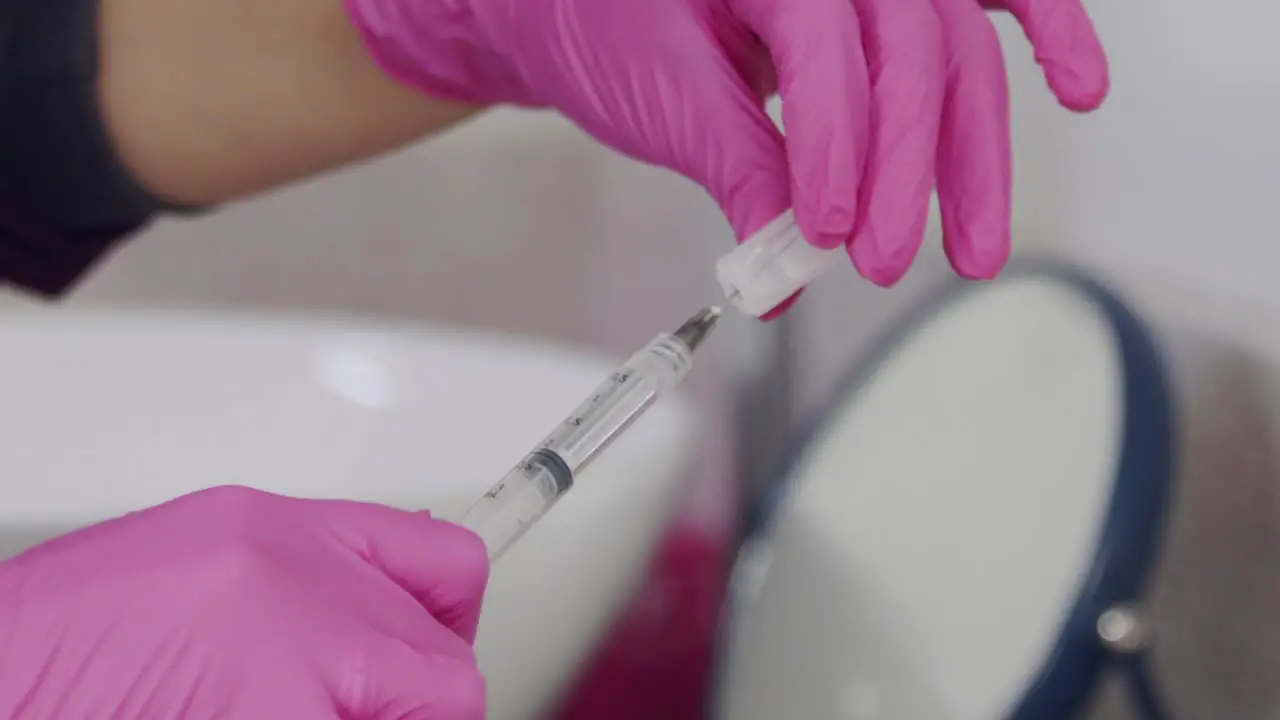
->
[457,307,721,562]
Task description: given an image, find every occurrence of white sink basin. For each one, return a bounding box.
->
[0,309,700,719]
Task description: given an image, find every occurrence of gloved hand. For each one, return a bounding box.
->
[346,0,1107,296]
[0,486,489,719]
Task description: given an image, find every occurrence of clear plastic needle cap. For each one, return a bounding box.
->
[715,209,845,317]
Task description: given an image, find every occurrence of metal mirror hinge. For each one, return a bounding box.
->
[1097,603,1153,655]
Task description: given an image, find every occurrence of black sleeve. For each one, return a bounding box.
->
[0,0,203,297]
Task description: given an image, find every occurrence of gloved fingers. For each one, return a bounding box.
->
[929,0,1012,279]
[376,599,482,666]
[341,640,486,720]
[664,38,805,318]
[845,0,947,286]
[985,0,1109,111]
[759,292,802,320]
[316,500,489,644]
[730,0,871,251]
[682,66,808,319]
[674,48,793,242]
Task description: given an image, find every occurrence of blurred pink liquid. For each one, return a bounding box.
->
[550,521,731,719]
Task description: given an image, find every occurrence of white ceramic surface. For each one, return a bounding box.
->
[0,310,699,720]
[720,277,1123,720]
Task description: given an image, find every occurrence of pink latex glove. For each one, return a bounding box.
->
[348,0,1108,301]
[0,486,489,719]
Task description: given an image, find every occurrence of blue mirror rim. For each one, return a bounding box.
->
[716,263,1177,720]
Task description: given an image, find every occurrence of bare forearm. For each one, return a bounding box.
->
[96,0,482,207]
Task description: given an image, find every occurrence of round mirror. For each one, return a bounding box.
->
[718,270,1174,719]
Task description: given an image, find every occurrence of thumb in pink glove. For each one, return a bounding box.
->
[348,0,1108,303]
[0,486,489,719]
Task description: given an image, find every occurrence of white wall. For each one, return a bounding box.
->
[41,110,727,347]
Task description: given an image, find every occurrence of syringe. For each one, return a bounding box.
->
[459,306,722,561]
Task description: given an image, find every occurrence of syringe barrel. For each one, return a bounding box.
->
[460,329,699,561]
[459,449,572,560]
[538,333,693,472]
